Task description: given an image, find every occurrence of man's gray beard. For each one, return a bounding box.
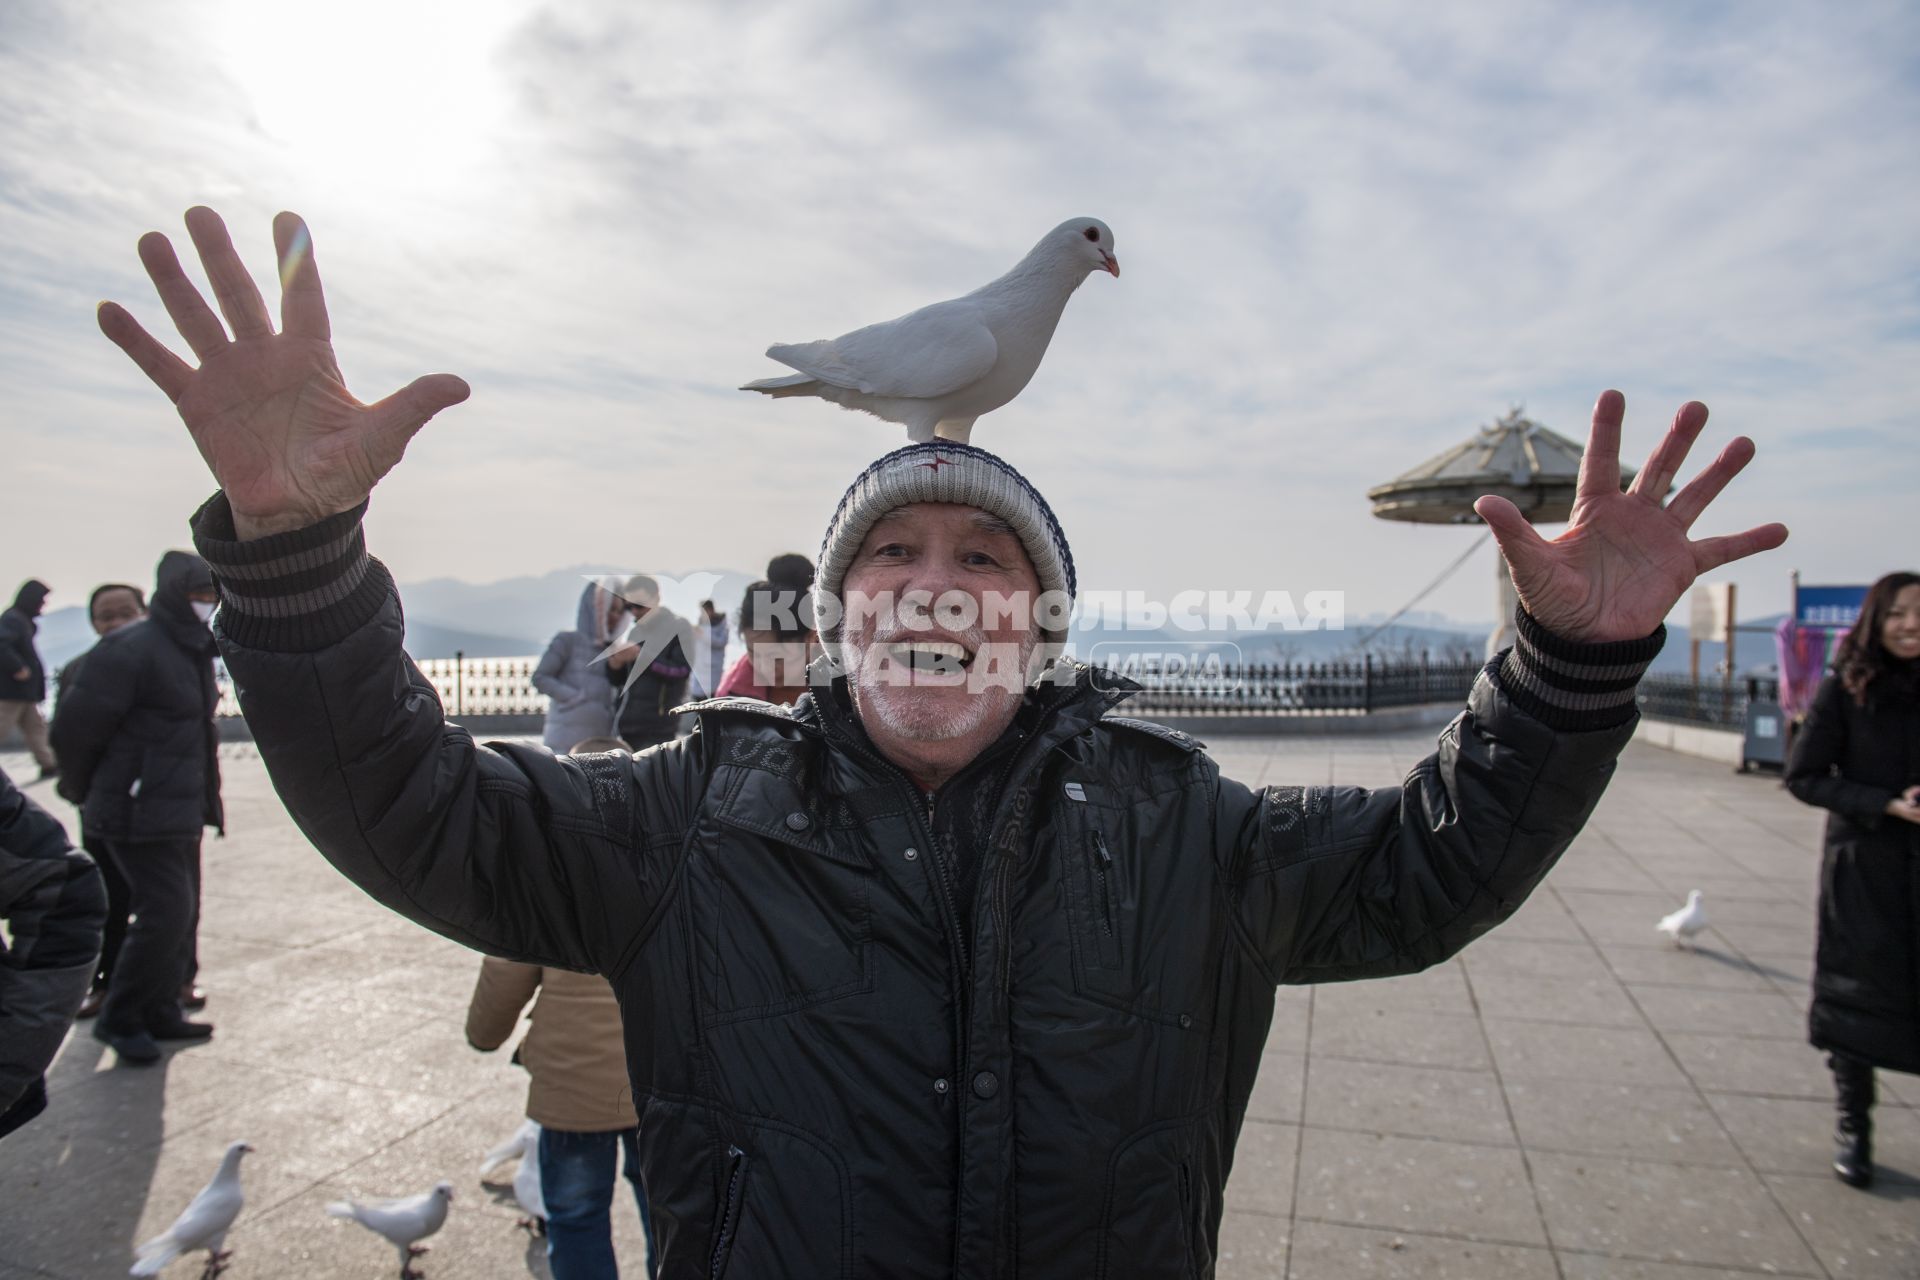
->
[845,632,1041,743]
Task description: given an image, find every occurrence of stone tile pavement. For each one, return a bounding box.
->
[2,731,1915,1279]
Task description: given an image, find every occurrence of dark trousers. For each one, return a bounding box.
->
[98,836,201,1034]
[538,1127,657,1280]
[82,833,131,990]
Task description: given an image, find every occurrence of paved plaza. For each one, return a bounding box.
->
[1,729,1915,1279]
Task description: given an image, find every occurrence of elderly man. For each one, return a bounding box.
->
[99,209,1785,1279]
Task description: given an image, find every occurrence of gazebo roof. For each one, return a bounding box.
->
[1366,407,1629,525]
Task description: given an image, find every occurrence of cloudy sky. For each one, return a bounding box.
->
[2,0,1914,629]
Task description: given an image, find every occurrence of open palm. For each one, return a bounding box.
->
[1475,392,1788,644]
[98,208,469,538]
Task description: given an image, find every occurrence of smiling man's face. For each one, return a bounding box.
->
[839,502,1043,789]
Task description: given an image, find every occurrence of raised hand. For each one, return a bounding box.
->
[98,207,469,539]
[1474,391,1788,644]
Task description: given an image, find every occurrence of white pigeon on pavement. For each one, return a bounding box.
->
[477,1117,547,1232]
[326,1182,453,1280]
[1657,889,1709,948]
[130,1140,253,1278]
[741,217,1120,443]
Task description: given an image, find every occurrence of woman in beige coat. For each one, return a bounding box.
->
[467,940,655,1277]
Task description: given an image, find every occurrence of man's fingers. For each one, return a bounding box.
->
[1577,389,1625,499]
[273,212,331,341]
[184,207,274,341]
[1691,522,1790,574]
[367,373,473,452]
[1473,494,1551,569]
[138,231,230,361]
[97,301,194,403]
[1666,436,1756,529]
[1627,401,1709,503]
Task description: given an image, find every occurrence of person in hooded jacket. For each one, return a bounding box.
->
[0,764,107,1139]
[533,578,624,753]
[50,551,224,1066]
[0,579,58,779]
[1784,570,1920,1189]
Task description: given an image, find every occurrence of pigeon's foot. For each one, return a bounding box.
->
[408,1244,431,1256]
[516,1216,547,1237]
[200,1251,233,1280]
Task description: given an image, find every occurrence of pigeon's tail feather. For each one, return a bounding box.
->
[741,373,818,396]
[130,1236,181,1275]
[325,1202,359,1221]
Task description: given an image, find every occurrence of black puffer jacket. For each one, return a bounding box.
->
[1785,670,1920,1072]
[194,499,1657,1280]
[50,553,224,842]
[0,581,50,703]
[0,766,106,1136]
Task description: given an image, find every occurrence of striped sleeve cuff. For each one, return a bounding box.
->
[1497,607,1665,732]
[189,493,393,652]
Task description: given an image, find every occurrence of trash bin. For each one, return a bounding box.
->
[1741,698,1786,773]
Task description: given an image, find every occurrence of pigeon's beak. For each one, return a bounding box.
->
[1100,251,1120,277]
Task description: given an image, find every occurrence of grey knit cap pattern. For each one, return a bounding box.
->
[814,441,1076,638]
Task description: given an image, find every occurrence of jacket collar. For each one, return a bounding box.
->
[794,656,1138,765]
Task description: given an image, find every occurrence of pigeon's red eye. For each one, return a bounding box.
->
[1083,227,1099,241]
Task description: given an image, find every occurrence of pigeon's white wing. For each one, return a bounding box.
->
[768,300,997,400]
[480,1118,539,1177]
[330,1193,433,1243]
[135,1183,241,1268]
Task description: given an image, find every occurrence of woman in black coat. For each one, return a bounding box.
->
[1784,570,1920,1189]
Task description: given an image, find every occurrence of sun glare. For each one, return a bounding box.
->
[214,0,522,195]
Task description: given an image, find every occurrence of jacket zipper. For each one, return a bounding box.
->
[1089,830,1116,938]
[923,792,969,975]
[709,1144,749,1279]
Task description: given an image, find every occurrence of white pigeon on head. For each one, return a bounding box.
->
[1657,890,1709,948]
[741,217,1120,443]
[130,1140,253,1278]
[326,1182,453,1280]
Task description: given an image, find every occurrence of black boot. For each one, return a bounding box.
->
[1830,1052,1874,1189]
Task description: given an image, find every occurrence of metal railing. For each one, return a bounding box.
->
[1092,654,1483,716]
[415,654,548,717]
[1635,674,1778,729]
[203,652,1778,730]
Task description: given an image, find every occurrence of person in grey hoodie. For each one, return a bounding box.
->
[532,578,624,753]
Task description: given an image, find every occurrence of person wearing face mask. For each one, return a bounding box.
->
[53,584,149,1020]
[1785,570,1920,1190]
[51,552,225,1065]
[0,579,59,780]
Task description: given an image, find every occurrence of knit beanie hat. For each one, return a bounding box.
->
[815,441,1076,641]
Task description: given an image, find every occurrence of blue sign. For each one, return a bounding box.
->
[1795,584,1870,629]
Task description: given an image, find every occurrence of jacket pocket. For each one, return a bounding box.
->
[709,1144,751,1280]
[1062,805,1215,1030]
[690,802,873,1026]
[1100,1115,1214,1279]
